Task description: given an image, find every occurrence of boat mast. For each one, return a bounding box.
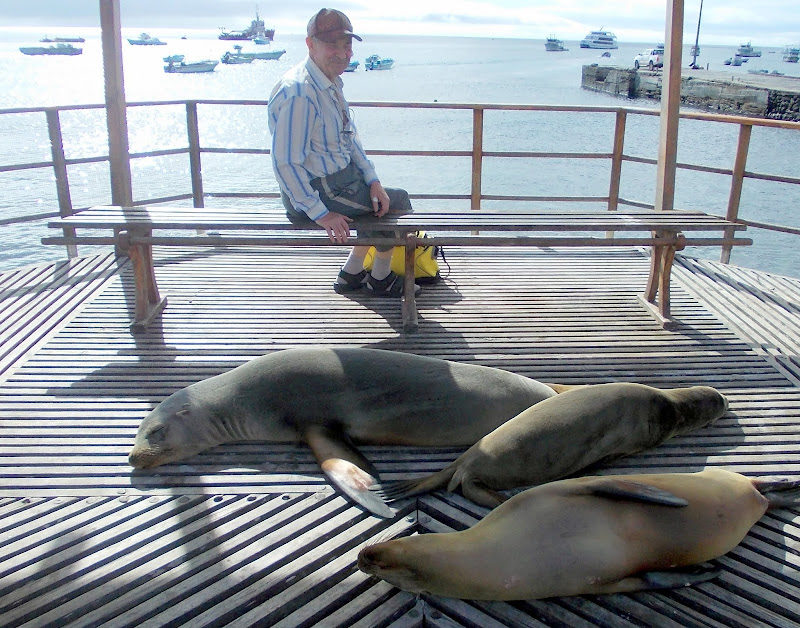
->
[690,0,703,68]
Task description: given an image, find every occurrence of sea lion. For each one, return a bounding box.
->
[374,382,728,508]
[358,468,800,600]
[128,347,560,517]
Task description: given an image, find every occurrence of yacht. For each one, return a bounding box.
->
[580,29,618,49]
[545,35,568,52]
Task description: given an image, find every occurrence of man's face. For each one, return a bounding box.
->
[307,35,353,81]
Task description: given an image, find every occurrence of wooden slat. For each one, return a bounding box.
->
[1,246,799,626]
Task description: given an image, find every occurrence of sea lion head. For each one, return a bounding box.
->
[128,387,216,469]
[665,385,729,434]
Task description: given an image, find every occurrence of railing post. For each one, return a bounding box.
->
[46,108,77,258]
[722,123,751,264]
[608,108,626,212]
[186,101,204,208]
[471,107,484,211]
[100,0,133,208]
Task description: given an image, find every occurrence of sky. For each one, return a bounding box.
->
[2,0,798,47]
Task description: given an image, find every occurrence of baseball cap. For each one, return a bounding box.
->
[307,8,362,43]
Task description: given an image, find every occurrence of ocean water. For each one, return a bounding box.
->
[1,29,799,276]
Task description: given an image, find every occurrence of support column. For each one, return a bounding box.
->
[654,0,684,212]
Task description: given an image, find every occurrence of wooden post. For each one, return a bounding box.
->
[608,108,627,214]
[654,0,684,212]
[186,101,205,208]
[470,107,484,211]
[721,123,751,263]
[46,108,77,258]
[100,0,132,207]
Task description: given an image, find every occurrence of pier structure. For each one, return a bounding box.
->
[582,65,800,121]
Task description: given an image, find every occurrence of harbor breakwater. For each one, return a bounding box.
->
[582,64,800,121]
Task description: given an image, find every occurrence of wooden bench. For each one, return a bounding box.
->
[43,205,752,332]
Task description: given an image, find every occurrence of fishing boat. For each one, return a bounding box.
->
[163,55,218,73]
[580,29,618,49]
[40,36,85,43]
[127,33,166,45]
[737,41,762,57]
[345,59,359,72]
[545,35,568,52]
[222,46,286,62]
[365,54,394,70]
[19,43,82,56]
[784,46,800,63]
[220,46,255,64]
[218,12,275,42]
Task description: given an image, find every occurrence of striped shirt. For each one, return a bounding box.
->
[268,57,378,221]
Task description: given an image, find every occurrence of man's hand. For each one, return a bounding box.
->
[369,181,391,217]
[316,212,353,243]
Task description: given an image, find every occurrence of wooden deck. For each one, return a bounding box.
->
[1,246,799,627]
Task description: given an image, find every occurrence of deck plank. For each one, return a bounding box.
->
[1,246,799,626]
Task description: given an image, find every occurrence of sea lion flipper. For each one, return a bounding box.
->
[305,425,395,518]
[752,476,800,508]
[636,563,722,590]
[586,478,689,507]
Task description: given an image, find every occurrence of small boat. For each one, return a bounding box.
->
[219,12,275,41]
[783,46,800,63]
[737,41,762,57]
[221,45,254,64]
[580,29,618,49]
[545,35,568,52]
[601,51,612,58]
[365,54,394,70]
[724,53,744,66]
[747,68,769,74]
[40,36,85,43]
[163,55,218,73]
[128,33,167,46]
[224,46,286,62]
[19,43,82,56]
[345,59,359,72]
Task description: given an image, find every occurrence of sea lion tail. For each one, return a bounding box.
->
[371,466,456,503]
[753,476,800,508]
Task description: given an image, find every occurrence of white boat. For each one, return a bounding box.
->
[783,46,799,63]
[545,35,568,52]
[365,54,394,70]
[19,43,82,56]
[222,46,286,62]
[724,54,744,66]
[163,55,218,73]
[128,33,167,46]
[344,59,359,72]
[40,36,85,43]
[737,41,762,57]
[221,45,254,64]
[580,29,618,49]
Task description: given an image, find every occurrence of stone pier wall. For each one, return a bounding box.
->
[581,64,800,121]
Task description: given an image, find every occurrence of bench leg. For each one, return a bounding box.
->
[641,233,681,330]
[402,233,419,333]
[125,236,168,332]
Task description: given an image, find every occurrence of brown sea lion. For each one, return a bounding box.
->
[128,347,560,517]
[374,382,728,508]
[358,468,800,600]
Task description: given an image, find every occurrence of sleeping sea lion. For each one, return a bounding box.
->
[374,382,728,508]
[128,347,560,517]
[358,468,800,600]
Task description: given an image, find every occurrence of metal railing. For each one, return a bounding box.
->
[2,100,800,264]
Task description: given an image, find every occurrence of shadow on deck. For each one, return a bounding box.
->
[1,246,799,627]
